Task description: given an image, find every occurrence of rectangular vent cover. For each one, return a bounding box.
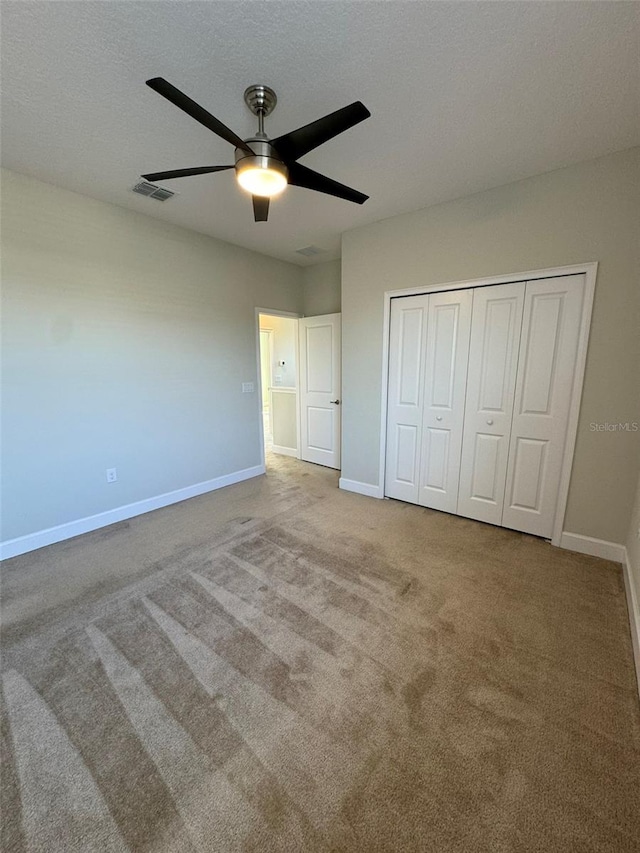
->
[132,181,176,201]
[295,245,327,257]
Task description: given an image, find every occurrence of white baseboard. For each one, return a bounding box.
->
[339,478,383,499]
[559,532,626,563]
[0,464,266,561]
[561,533,639,698]
[271,445,298,458]
[622,548,640,698]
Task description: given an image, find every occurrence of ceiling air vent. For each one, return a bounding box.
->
[131,181,176,201]
[295,245,327,257]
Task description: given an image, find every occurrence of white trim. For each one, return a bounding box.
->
[339,478,383,499]
[295,318,302,461]
[383,262,599,300]
[622,547,640,697]
[378,289,393,501]
[271,445,298,458]
[378,263,598,543]
[259,326,274,408]
[255,307,301,319]
[559,531,625,563]
[0,465,265,561]
[550,266,597,545]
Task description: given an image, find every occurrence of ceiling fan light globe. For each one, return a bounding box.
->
[236,156,288,198]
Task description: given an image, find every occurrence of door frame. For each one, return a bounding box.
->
[255,308,301,470]
[259,327,274,412]
[377,262,598,546]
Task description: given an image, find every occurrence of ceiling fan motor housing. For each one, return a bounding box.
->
[234,138,289,187]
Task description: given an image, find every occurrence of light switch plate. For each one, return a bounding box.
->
[242,382,254,393]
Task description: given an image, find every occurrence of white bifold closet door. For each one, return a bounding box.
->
[385,274,585,540]
[501,276,583,536]
[385,289,472,510]
[385,295,428,503]
[456,283,525,525]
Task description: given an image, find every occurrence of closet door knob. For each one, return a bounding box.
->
[436,415,443,421]
[330,399,340,405]
[486,419,494,425]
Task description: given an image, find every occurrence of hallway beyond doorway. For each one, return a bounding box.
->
[258,312,299,463]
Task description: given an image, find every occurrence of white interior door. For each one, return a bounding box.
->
[418,289,472,512]
[502,275,584,537]
[299,313,341,469]
[457,283,525,525]
[385,295,429,502]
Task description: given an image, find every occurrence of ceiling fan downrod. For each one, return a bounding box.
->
[243,84,277,137]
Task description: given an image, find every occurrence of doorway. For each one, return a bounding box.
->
[258,313,299,463]
[256,310,343,472]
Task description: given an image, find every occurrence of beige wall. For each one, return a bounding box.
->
[1,169,304,542]
[303,260,341,316]
[342,147,640,545]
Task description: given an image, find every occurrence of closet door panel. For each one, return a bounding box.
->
[418,289,472,512]
[385,295,429,502]
[421,428,449,491]
[469,433,501,501]
[457,283,525,524]
[502,275,584,537]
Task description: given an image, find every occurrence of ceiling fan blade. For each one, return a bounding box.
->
[141,166,233,182]
[271,101,370,162]
[252,196,270,222]
[146,78,254,155]
[287,163,368,204]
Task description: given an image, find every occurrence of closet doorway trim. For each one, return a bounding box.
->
[377,262,598,547]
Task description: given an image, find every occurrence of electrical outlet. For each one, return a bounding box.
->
[106,468,117,483]
[242,382,254,393]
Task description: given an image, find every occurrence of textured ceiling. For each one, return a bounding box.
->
[2,1,639,266]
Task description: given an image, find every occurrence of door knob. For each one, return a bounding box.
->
[330,399,340,405]
[436,416,443,421]
[486,419,494,425]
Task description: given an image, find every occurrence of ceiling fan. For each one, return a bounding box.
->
[142,78,371,222]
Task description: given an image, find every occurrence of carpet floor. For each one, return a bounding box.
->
[2,453,640,852]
